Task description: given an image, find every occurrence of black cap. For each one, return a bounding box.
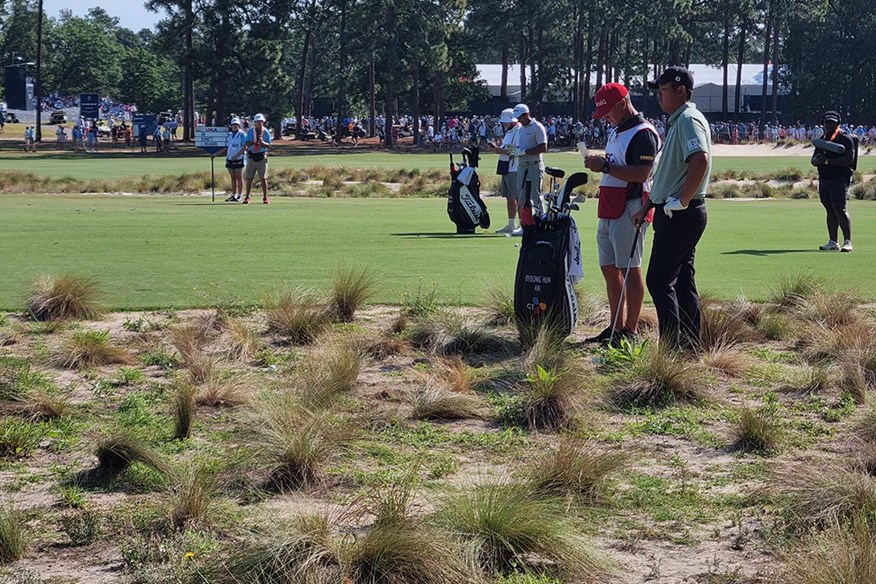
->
[822,110,841,123]
[647,66,695,91]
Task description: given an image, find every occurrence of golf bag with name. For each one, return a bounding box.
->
[447,147,490,234]
[514,170,586,341]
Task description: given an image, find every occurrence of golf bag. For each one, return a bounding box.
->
[514,171,587,340]
[447,147,490,234]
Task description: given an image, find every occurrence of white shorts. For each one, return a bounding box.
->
[597,198,648,268]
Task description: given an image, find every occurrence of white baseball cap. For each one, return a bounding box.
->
[253,113,266,122]
[512,103,530,118]
[230,118,241,126]
[498,108,516,124]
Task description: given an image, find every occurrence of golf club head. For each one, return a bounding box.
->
[545,166,565,179]
[572,194,587,204]
[812,138,845,154]
[561,172,588,201]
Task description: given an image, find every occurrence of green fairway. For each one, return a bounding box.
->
[0,194,873,310]
[3,150,874,180]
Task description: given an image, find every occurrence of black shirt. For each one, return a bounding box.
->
[816,131,855,180]
[613,113,658,166]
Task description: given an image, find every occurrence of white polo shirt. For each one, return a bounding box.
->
[516,119,547,163]
[226,129,246,161]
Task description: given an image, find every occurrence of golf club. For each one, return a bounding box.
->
[608,224,642,347]
[812,138,845,154]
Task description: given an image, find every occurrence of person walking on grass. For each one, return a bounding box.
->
[243,113,272,205]
[218,118,247,202]
[585,83,660,345]
[24,126,35,152]
[631,66,711,350]
[489,108,521,234]
[812,110,856,253]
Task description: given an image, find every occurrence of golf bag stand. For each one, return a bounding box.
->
[447,147,490,234]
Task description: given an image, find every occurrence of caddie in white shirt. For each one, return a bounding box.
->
[510,103,547,233]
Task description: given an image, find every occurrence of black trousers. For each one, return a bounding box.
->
[646,199,708,349]
[818,176,852,242]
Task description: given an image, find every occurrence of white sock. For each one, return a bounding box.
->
[507,218,515,228]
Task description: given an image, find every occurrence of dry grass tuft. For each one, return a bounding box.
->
[85,432,168,484]
[527,439,630,499]
[26,274,102,321]
[0,502,27,563]
[408,311,503,355]
[610,343,708,408]
[519,364,586,432]
[850,402,876,443]
[769,272,821,310]
[699,303,753,352]
[409,384,481,420]
[172,384,197,440]
[482,287,515,327]
[703,343,751,377]
[296,336,364,409]
[785,517,876,584]
[169,462,217,529]
[576,292,611,328]
[435,357,479,393]
[780,364,835,395]
[168,322,211,365]
[434,479,609,578]
[265,288,331,345]
[798,289,863,328]
[56,329,132,369]
[730,407,783,453]
[366,334,410,360]
[196,374,250,407]
[725,295,763,327]
[772,460,876,527]
[329,268,377,322]
[219,316,263,361]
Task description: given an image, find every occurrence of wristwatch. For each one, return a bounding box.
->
[601,160,611,174]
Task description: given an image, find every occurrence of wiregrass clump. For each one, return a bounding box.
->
[296,336,364,409]
[729,407,783,453]
[785,517,876,583]
[769,272,821,310]
[482,287,516,327]
[610,343,708,408]
[56,329,131,369]
[408,311,504,355]
[169,462,217,529]
[0,502,27,563]
[265,288,331,345]
[172,383,197,440]
[527,440,630,499]
[26,274,102,322]
[329,268,377,322]
[434,480,609,579]
[410,384,481,421]
[519,364,585,432]
[82,432,169,485]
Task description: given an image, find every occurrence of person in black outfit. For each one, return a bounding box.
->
[812,110,856,252]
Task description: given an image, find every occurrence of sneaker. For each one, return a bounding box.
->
[511,227,524,236]
[841,240,853,253]
[263,196,270,205]
[608,327,637,347]
[242,197,250,205]
[586,326,613,343]
[819,240,839,251]
[496,224,515,234]
[225,194,237,202]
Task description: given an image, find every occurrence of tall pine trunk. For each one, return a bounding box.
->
[770,12,780,124]
[722,12,730,119]
[500,45,509,99]
[182,0,194,141]
[759,4,772,137]
[734,16,748,123]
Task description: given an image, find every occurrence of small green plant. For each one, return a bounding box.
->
[140,348,180,369]
[122,316,150,332]
[401,280,440,317]
[59,508,102,546]
[596,337,648,372]
[329,267,377,322]
[115,367,144,386]
[26,274,102,322]
[520,365,582,432]
[0,502,28,563]
[0,418,40,459]
[55,485,87,508]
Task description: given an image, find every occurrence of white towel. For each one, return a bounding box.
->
[567,218,584,285]
[457,166,475,186]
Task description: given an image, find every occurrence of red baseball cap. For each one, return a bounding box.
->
[592,83,629,119]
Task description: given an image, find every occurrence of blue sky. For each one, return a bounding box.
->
[43,0,165,31]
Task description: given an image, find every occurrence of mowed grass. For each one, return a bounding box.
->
[2,149,875,179]
[0,195,874,310]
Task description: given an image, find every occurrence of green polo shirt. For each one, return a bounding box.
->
[649,102,712,204]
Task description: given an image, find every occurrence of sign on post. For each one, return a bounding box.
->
[80,93,99,119]
[132,113,157,138]
[196,126,229,203]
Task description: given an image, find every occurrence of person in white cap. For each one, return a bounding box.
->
[243,113,272,204]
[217,118,247,202]
[510,103,547,231]
[488,108,521,234]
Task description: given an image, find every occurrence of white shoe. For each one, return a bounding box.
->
[819,240,840,251]
[495,224,515,234]
[511,227,524,236]
[841,240,853,253]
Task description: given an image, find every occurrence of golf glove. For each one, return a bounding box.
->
[663,197,687,218]
[510,147,527,157]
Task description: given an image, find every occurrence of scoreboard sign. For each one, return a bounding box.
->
[195,126,227,155]
[80,93,99,119]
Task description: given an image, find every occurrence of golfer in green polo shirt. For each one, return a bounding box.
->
[632,66,711,349]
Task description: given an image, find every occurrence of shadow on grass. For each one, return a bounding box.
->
[391,232,500,239]
[722,249,819,256]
